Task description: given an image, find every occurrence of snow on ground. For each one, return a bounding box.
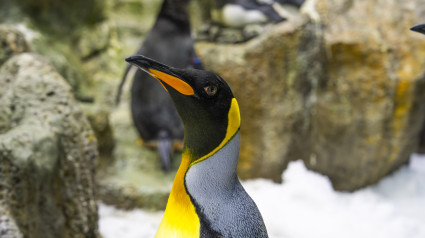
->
[99,154,425,238]
[99,204,163,238]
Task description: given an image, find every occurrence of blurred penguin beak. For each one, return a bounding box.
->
[410,24,425,35]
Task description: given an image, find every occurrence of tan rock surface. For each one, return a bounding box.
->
[197,14,323,182]
[197,0,425,190]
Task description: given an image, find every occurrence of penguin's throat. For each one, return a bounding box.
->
[185,131,241,181]
[184,132,241,207]
[187,98,241,166]
[184,130,239,166]
[156,132,240,236]
[155,151,200,237]
[156,100,241,236]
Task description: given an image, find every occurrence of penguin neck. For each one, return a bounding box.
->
[184,129,240,167]
[166,97,241,205]
[181,97,241,168]
[156,98,241,236]
[185,131,241,193]
[155,133,240,237]
[156,149,201,237]
[182,122,228,161]
[156,0,191,33]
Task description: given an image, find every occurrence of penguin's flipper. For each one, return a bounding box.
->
[115,64,132,105]
[157,131,172,172]
[411,24,425,35]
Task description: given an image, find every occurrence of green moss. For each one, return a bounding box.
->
[17,0,106,35]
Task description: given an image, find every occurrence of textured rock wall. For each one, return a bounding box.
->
[1,0,177,212]
[0,53,99,237]
[197,0,425,190]
[0,0,111,101]
[304,0,425,190]
[0,26,29,66]
[0,204,22,238]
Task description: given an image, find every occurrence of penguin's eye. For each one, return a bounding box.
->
[203,85,218,96]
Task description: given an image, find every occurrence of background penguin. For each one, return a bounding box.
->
[116,0,203,172]
[211,0,286,28]
[126,55,268,238]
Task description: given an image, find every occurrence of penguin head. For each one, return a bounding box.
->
[158,0,191,31]
[411,24,425,35]
[126,55,240,158]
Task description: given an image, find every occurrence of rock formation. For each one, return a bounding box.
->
[197,0,425,190]
[197,13,323,183]
[305,0,425,190]
[0,26,29,67]
[0,53,99,237]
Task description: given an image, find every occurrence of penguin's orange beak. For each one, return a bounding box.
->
[125,55,194,96]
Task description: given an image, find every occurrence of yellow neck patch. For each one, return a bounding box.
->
[155,151,200,238]
[155,98,241,237]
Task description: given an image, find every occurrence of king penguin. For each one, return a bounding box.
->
[126,55,268,238]
[116,0,203,171]
[212,0,286,28]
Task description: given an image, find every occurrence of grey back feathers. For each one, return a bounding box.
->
[185,132,268,237]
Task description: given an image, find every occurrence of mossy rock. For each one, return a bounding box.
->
[18,0,105,34]
[0,26,30,66]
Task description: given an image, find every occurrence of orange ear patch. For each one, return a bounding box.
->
[149,69,194,95]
